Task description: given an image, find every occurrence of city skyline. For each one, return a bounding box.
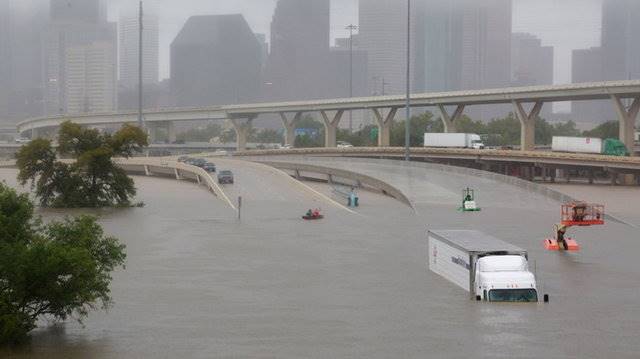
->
[104,0,600,86]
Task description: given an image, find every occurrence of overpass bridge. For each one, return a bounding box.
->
[232,147,640,185]
[17,80,640,154]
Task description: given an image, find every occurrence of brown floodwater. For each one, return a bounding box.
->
[1,158,639,358]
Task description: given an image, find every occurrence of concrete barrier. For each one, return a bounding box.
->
[114,158,236,210]
[256,160,414,209]
[0,158,235,210]
[265,156,632,226]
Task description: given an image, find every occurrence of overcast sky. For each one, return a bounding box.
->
[108,0,602,94]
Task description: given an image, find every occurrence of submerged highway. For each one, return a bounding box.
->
[1,157,640,358]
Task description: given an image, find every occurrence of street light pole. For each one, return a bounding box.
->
[404,0,411,161]
[346,24,358,133]
[138,1,144,129]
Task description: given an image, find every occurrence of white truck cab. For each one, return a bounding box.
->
[475,255,538,302]
[428,230,546,303]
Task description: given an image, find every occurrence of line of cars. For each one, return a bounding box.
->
[178,156,234,184]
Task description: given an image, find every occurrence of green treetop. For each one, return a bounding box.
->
[16,122,148,208]
[0,183,126,345]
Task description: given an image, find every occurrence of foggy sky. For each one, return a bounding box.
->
[108,0,601,90]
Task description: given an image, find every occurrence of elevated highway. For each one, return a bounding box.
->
[17,80,640,153]
[233,147,640,185]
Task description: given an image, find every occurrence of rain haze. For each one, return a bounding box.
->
[2,1,640,358]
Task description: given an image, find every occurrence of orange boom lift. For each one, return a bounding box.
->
[543,202,605,251]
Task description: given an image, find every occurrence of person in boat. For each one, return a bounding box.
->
[572,204,586,222]
[306,209,313,217]
[555,224,567,250]
[313,208,320,217]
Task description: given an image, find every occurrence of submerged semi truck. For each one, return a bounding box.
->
[428,230,546,303]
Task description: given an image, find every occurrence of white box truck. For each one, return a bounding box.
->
[428,230,545,303]
[551,136,602,154]
[424,133,485,149]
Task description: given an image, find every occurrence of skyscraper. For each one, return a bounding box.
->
[50,0,106,24]
[359,0,419,96]
[572,47,611,124]
[0,0,48,122]
[359,0,512,120]
[511,33,554,87]
[414,0,462,93]
[0,0,11,119]
[601,0,640,81]
[119,8,159,90]
[171,15,261,107]
[459,0,512,91]
[266,0,331,101]
[43,0,117,115]
[65,41,117,114]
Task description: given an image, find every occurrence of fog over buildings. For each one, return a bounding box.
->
[0,0,637,127]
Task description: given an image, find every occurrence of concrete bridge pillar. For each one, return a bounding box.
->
[612,95,639,185]
[230,117,254,151]
[166,121,177,144]
[372,107,398,147]
[280,112,301,146]
[321,110,344,147]
[146,123,159,143]
[437,104,465,133]
[513,100,543,152]
[611,95,639,157]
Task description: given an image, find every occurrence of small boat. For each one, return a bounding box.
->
[302,214,324,220]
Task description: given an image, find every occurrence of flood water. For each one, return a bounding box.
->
[1,157,639,358]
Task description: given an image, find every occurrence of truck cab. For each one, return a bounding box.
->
[474,255,538,302]
[468,134,485,150]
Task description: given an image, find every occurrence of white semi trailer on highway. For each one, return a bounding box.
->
[424,133,485,149]
[551,136,602,154]
[428,230,545,303]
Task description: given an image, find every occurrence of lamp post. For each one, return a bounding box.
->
[404,0,411,161]
[346,24,358,133]
[138,1,144,129]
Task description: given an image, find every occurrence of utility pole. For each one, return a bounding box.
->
[382,77,389,96]
[404,0,411,161]
[138,1,144,129]
[346,24,358,133]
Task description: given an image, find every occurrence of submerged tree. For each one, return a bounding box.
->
[16,122,148,208]
[0,183,126,345]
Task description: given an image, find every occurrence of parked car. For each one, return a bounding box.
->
[15,137,31,144]
[178,156,190,163]
[188,158,206,167]
[337,141,353,148]
[202,162,216,173]
[217,170,234,184]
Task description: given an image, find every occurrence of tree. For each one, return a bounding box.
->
[16,122,148,208]
[251,128,283,144]
[391,112,443,146]
[583,121,619,139]
[553,120,581,137]
[176,123,222,142]
[0,183,126,345]
[485,113,521,145]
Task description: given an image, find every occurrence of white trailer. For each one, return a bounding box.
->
[424,133,485,149]
[428,230,544,303]
[551,136,602,154]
